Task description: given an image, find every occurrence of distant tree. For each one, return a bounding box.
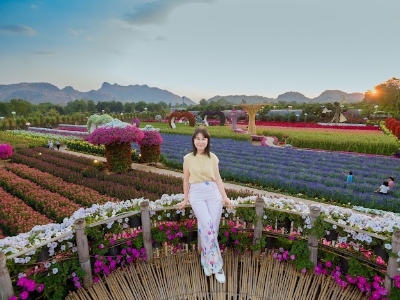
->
[364,77,400,114]
[135,101,147,112]
[199,99,207,107]
[87,100,96,113]
[65,99,88,114]
[124,102,137,113]
[9,98,33,117]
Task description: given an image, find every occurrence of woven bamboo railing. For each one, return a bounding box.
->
[1,198,399,300]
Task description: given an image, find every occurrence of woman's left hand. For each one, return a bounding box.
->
[223,197,233,209]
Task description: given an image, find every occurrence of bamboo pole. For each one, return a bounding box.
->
[253,196,264,257]
[308,206,320,265]
[385,230,400,292]
[74,218,93,289]
[0,251,14,300]
[140,200,153,262]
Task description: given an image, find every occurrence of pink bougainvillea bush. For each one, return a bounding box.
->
[87,120,144,172]
[0,143,13,159]
[138,130,163,147]
[87,120,144,146]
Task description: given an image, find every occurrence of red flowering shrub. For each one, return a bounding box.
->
[0,143,13,159]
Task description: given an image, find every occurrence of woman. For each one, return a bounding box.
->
[178,128,232,283]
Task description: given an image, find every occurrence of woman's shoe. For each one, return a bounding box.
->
[215,269,226,283]
[203,266,212,276]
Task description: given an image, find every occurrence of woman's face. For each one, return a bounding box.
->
[194,133,208,152]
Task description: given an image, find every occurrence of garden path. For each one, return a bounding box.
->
[58,145,321,207]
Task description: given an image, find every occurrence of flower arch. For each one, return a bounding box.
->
[168,111,196,128]
[200,110,226,126]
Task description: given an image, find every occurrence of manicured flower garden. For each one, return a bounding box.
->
[1,121,400,300]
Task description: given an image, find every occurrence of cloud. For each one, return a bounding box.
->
[155,36,167,41]
[33,51,55,55]
[123,0,215,26]
[0,24,37,36]
[67,28,93,41]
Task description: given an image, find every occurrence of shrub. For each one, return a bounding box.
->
[0,143,13,159]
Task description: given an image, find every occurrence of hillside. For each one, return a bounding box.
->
[0,82,196,106]
[208,90,364,104]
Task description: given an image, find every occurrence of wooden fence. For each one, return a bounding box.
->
[1,197,400,300]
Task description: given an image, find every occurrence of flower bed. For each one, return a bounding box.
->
[2,194,399,300]
[158,133,400,212]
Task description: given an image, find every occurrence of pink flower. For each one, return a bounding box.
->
[19,291,29,300]
[0,143,13,159]
[138,130,163,147]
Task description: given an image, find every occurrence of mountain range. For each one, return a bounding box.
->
[0,82,364,105]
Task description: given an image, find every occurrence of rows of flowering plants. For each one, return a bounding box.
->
[28,127,89,138]
[255,121,381,130]
[158,133,400,212]
[10,151,160,201]
[3,193,400,299]
[254,126,398,155]
[4,163,118,207]
[0,187,53,236]
[0,169,80,223]
[57,124,88,132]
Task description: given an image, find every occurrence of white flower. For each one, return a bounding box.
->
[332,225,337,229]
[52,268,58,274]
[385,244,392,250]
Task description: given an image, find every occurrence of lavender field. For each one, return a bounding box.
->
[134,133,400,212]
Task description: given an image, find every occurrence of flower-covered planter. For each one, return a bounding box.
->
[105,142,132,173]
[0,143,13,160]
[139,145,161,164]
[87,119,144,173]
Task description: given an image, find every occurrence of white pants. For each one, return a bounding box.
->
[189,181,223,274]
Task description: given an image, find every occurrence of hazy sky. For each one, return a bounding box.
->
[0,0,399,103]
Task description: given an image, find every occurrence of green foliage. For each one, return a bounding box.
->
[259,127,398,156]
[235,206,258,224]
[289,239,314,270]
[347,257,376,279]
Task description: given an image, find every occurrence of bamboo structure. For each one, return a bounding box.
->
[74,218,93,289]
[252,196,264,257]
[66,251,366,300]
[385,231,400,291]
[239,103,264,135]
[0,251,13,300]
[308,206,320,265]
[140,200,153,263]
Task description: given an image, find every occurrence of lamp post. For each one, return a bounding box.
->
[295,113,299,122]
[120,112,124,120]
[101,109,105,115]
[0,116,4,131]
[304,113,308,123]
[11,112,16,129]
[374,105,378,113]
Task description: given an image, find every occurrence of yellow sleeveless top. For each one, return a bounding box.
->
[184,152,219,184]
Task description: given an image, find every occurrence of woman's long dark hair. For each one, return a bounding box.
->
[192,128,211,157]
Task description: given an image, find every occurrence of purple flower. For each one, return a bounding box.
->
[138,130,163,147]
[36,283,44,293]
[0,143,13,159]
[19,291,29,300]
[17,277,27,287]
[25,279,36,292]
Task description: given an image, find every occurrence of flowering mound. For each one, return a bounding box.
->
[138,129,163,147]
[88,120,144,146]
[0,143,13,159]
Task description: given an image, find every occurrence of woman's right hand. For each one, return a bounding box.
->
[177,199,188,210]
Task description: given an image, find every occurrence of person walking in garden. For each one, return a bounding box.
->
[48,140,54,150]
[56,140,61,150]
[178,128,232,284]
